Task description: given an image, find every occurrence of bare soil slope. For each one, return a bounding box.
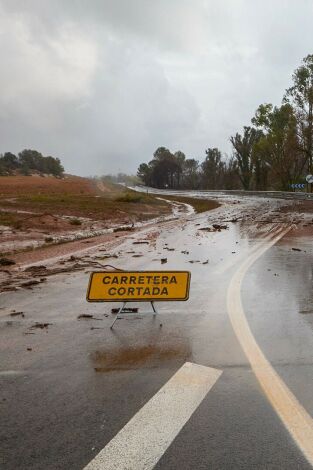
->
[0,176,170,257]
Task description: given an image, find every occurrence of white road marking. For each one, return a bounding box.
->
[83,362,222,470]
[217,225,288,275]
[227,226,313,466]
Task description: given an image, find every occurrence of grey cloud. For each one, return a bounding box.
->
[0,1,313,175]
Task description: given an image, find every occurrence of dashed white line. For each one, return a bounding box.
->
[83,362,222,470]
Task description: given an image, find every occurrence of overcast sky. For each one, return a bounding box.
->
[1,1,313,175]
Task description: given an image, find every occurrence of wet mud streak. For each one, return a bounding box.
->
[91,343,191,372]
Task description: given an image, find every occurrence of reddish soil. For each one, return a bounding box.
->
[0,175,95,196]
[21,214,75,231]
[6,231,127,267]
[0,176,172,259]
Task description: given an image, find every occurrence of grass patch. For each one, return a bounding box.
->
[0,212,23,229]
[69,218,82,226]
[163,195,220,213]
[0,189,170,221]
[115,192,143,203]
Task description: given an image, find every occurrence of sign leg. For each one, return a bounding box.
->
[151,301,162,327]
[151,301,157,317]
[110,302,126,329]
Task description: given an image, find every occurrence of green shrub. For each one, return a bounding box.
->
[70,218,82,226]
[115,192,142,203]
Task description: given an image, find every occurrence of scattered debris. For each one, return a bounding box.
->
[30,322,52,329]
[0,258,15,266]
[132,241,149,245]
[202,260,209,264]
[291,247,302,252]
[164,247,175,251]
[212,224,228,230]
[24,265,47,273]
[161,258,167,264]
[78,313,103,321]
[181,250,189,255]
[113,226,134,232]
[27,348,32,351]
[20,280,41,288]
[199,224,228,232]
[189,260,200,263]
[9,311,25,317]
[99,254,118,259]
[111,307,139,314]
[132,254,143,257]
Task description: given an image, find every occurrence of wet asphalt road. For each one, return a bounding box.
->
[1,195,313,469]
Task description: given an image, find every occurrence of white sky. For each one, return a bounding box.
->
[0,0,312,175]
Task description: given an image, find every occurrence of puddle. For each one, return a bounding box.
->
[91,342,191,372]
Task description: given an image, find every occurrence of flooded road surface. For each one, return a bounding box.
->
[1,194,313,469]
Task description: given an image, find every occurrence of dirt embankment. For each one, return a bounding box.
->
[0,175,172,258]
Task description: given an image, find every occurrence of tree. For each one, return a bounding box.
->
[174,151,186,188]
[44,156,64,176]
[18,149,43,171]
[2,152,19,169]
[201,148,225,189]
[223,157,240,189]
[284,54,313,174]
[17,149,64,176]
[149,147,179,188]
[230,127,262,190]
[182,159,198,189]
[0,152,19,174]
[252,103,304,190]
[137,163,152,186]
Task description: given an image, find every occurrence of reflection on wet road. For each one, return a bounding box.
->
[1,194,313,469]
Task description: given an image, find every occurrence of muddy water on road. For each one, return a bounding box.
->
[241,230,313,417]
[1,195,313,470]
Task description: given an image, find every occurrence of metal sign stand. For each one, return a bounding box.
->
[110,301,161,329]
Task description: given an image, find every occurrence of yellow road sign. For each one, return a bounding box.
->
[87,271,191,302]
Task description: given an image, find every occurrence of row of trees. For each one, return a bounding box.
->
[0,149,64,177]
[137,147,239,190]
[138,54,313,191]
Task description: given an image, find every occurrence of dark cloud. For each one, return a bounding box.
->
[0,1,312,175]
